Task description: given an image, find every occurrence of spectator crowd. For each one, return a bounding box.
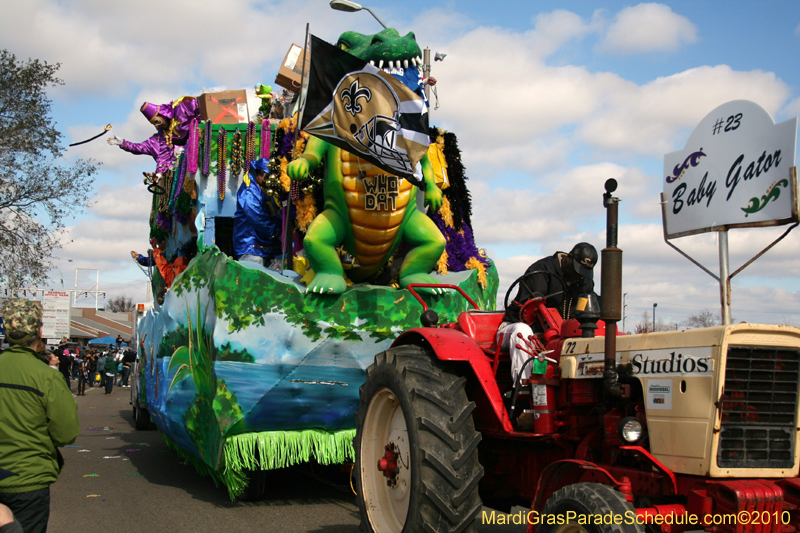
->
[51,345,135,397]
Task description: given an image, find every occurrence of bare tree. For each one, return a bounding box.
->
[106,296,135,313]
[634,310,678,333]
[682,309,719,329]
[0,50,99,289]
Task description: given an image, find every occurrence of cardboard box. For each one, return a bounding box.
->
[198,90,249,124]
[274,43,310,92]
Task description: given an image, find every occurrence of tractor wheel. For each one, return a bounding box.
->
[133,401,151,430]
[355,345,483,533]
[538,483,644,533]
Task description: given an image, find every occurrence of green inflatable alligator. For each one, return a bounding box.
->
[287,28,445,295]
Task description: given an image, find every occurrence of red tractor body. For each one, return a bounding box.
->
[388,298,800,533]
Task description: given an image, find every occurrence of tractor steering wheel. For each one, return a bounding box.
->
[503,271,566,325]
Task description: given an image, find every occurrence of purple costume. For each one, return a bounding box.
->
[119,97,200,174]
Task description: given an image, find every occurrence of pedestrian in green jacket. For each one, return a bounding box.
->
[103,352,120,395]
[0,299,79,533]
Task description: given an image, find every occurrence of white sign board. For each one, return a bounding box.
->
[663,100,798,238]
[42,291,71,340]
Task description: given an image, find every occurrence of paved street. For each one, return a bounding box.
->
[48,384,525,533]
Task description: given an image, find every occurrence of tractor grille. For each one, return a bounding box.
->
[717,346,800,469]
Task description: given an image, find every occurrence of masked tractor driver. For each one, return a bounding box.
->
[498,242,599,383]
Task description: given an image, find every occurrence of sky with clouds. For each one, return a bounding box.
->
[2,0,799,329]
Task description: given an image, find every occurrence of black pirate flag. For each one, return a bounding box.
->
[300,35,430,184]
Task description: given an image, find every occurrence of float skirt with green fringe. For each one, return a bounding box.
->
[162,428,356,500]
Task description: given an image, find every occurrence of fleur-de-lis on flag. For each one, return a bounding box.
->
[340,78,371,117]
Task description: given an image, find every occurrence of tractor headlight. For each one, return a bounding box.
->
[619,417,643,443]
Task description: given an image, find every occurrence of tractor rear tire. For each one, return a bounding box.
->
[355,344,483,533]
[538,483,644,533]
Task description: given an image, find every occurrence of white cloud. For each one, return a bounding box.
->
[576,66,790,155]
[529,9,600,58]
[600,3,698,54]
[430,22,788,175]
[0,0,356,97]
[784,96,800,119]
[57,184,151,271]
[472,163,649,244]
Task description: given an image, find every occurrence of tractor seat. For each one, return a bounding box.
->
[457,310,506,346]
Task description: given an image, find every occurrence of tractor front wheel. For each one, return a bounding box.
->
[355,345,483,533]
[538,483,644,533]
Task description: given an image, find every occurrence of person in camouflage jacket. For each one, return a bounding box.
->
[0,299,79,533]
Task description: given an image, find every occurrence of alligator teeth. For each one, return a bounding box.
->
[369,60,375,66]
[403,59,409,69]
[388,60,394,69]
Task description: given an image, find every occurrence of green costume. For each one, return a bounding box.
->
[288,29,446,295]
[0,345,79,493]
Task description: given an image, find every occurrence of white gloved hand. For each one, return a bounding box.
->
[107,135,123,146]
[155,173,163,185]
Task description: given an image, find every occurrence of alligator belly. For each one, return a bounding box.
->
[341,150,412,273]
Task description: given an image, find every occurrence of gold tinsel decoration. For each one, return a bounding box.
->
[295,193,318,233]
[183,176,197,199]
[436,249,449,275]
[279,158,291,192]
[465,257,488,289]
[439,196,454,228]
[294,131,309,159]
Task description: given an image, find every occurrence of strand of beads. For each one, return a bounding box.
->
[231,129,243,176]
[245,121,256,171]
[217,128,227,200]
[202,120,212,175]
[260,119,271,159]
[171,151,187,212]
[186,119,199,174]
[290,177,300,203]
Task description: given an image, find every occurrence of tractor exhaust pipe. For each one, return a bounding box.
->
[601,179,623,398]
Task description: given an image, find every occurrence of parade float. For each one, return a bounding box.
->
[122,27,499,499]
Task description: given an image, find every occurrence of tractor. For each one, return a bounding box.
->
[354,180,800,533]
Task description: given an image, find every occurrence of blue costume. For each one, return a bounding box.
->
[233,160,281,261]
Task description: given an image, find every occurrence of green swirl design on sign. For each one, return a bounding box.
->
[741,179,789,217]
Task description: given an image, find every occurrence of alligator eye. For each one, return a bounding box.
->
[338,41,350,51]
[408,32,416,41]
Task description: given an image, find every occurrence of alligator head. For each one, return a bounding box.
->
[336,28,423,73]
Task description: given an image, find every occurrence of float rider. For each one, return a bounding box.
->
[233,158,281,267]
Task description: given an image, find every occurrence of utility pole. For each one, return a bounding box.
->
[74,269,102,309]
[423,47,431,102]
[622,293,627,333]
